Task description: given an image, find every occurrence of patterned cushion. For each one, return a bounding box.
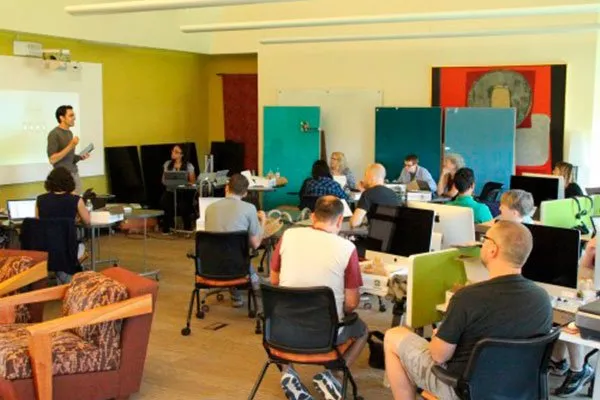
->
[0,256,36,323]
[61,271,129,369]
[0,324,120,380]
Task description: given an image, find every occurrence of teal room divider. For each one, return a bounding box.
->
[263,106,321,210]
[375,107,443,181]
[445,108,516,192]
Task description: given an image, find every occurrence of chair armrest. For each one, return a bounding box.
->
[340,312,358,327]
[431,365,459,388]
[27,293,153,336]
[0,261,48,297]
[0,284,68,308]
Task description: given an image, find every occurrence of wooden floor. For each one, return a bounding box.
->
[88,233,586,400]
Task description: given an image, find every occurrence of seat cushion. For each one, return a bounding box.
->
[195,275,250,287]
[266,338,356,364]
[62,271,129,364]
[0,324,120,380]
[0,256,36,323]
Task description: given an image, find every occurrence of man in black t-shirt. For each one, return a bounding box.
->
[384,221,552,399]
[349,163,399,228]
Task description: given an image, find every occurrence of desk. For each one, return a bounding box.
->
[85,221,119,272]
[560,331,600,399]
[125,209,164,280]
[247,186,276,210]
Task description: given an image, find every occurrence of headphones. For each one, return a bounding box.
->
[573,196,594,235]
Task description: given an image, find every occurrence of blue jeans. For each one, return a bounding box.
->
[56,271,73,285]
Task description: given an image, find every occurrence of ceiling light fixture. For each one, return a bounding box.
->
[66,0,305,16]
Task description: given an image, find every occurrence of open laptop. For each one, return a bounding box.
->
[7,199,37,222]
[164,171,189,188]
[406,180,432,192]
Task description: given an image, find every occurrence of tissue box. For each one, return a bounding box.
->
[91,211,124,225]
[361,274,390,298]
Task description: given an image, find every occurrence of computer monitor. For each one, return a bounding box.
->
[196,197,224,231]
[367,205,435,257]
[512,174,565,206]
[522,224,580,292]
[7,199,36,221]
[407,201,475,249]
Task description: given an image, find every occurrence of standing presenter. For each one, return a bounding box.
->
[47,105,90,194]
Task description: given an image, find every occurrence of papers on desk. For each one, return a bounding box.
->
[341,199,352,218]
[241,170,276,188]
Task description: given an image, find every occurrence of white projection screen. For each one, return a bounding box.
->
[0,56,104,185]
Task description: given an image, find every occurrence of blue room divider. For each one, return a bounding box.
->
[445,108,516,192]
[375,107,443,181]
[263,106,321,210]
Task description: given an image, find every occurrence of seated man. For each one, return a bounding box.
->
[204,173,266,307]
[498,189,535,224]
[447,167,493,224]
[397,154,436,192]
[350,163,399,228]
[384,221,553,399]
[271,196,367,400]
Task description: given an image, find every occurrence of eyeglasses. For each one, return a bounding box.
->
[481,235,497,247]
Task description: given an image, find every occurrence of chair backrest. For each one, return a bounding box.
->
[460,328,560,399]
[478,182,504,202]
[261,283,339,354]
[20,218,80,274]
[194,231,250,279]
[101,267,159,396]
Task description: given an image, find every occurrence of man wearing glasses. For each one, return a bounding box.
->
[396,154,437,192]
[383,221,552,399]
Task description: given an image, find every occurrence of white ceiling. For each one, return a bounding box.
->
[1,0,598,54]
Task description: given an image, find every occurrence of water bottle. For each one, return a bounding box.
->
[85,199,93,213]
[275,167,280,179]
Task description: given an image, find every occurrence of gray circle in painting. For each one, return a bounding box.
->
[467,70,533,126]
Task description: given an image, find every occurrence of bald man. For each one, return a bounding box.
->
[350,163,399,228]
[384,221,552,399]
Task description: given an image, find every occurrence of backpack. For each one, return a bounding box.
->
[367,331,385,370]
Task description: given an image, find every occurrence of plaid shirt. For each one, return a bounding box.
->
[302,177,349,200]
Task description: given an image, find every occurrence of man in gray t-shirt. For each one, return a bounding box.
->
[47,106,90,193]
[204,174,266,307]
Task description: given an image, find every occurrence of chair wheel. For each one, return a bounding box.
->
[201,305,210,312]
[181,327,191,336]
[196,311,205,319]
[216,293,225,302]
[248,310,257,318]
[364,303,372,310]
[379,305,387,312]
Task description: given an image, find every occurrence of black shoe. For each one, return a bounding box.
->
[554,364,594,397]
[549,358,570,376]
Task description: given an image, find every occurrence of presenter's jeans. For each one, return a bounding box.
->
[71,171,82,195]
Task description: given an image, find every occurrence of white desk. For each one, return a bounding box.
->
[559,331,600,399]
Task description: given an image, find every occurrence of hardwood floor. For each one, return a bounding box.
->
[93,233,393,399]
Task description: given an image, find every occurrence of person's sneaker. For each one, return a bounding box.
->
[281,368,313,400]
[230,289,244,308]
[549,358,570,376]
[553,364,594,397]
[312,370,342,400]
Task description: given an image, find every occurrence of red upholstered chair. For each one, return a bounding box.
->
[0,267,158,400]
[0,250,49,324]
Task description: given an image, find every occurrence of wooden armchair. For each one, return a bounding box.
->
[0,267,158,400]
[0,250,49,324]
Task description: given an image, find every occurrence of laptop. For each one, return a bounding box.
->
[407,180,432,192]
[7,199,37,222]
[164,171,189,188]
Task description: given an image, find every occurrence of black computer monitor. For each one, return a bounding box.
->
[367,205,435,257]
[509,175,561,207]
[522,224,581,289]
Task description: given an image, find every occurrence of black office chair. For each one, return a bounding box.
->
[20,218,81,277]
[181,231,259,336]
[299,195,320,212]
[249,284,364,400]
[477,182,504,203]
[425,328,560,400]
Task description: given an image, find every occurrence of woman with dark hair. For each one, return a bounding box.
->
[299,160,349,208]
[553,161,584,198]
[36,167,90,284]
[161,144,196,233]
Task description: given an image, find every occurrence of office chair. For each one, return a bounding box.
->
[249,284,365,400]
[423,328,560,400]
[181,231,259,336]
[477,182,503,203]
[299,195,320,211]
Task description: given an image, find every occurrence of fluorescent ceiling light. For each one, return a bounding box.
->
[260,23,600,45]
[181,3,600,33]
[66,0,304,16]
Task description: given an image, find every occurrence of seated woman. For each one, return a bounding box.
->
[161,144,196,233]
[437,153,465,198]
[300,160,349,210]
[498,189,535,224]
[36,167,91,284]
[329,152,356,190]
[553,161,584,198]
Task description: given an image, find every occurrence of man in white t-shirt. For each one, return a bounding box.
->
[271,195,367,400]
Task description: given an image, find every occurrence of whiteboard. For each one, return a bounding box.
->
[0,56,104,185]
[277,89,382,179]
